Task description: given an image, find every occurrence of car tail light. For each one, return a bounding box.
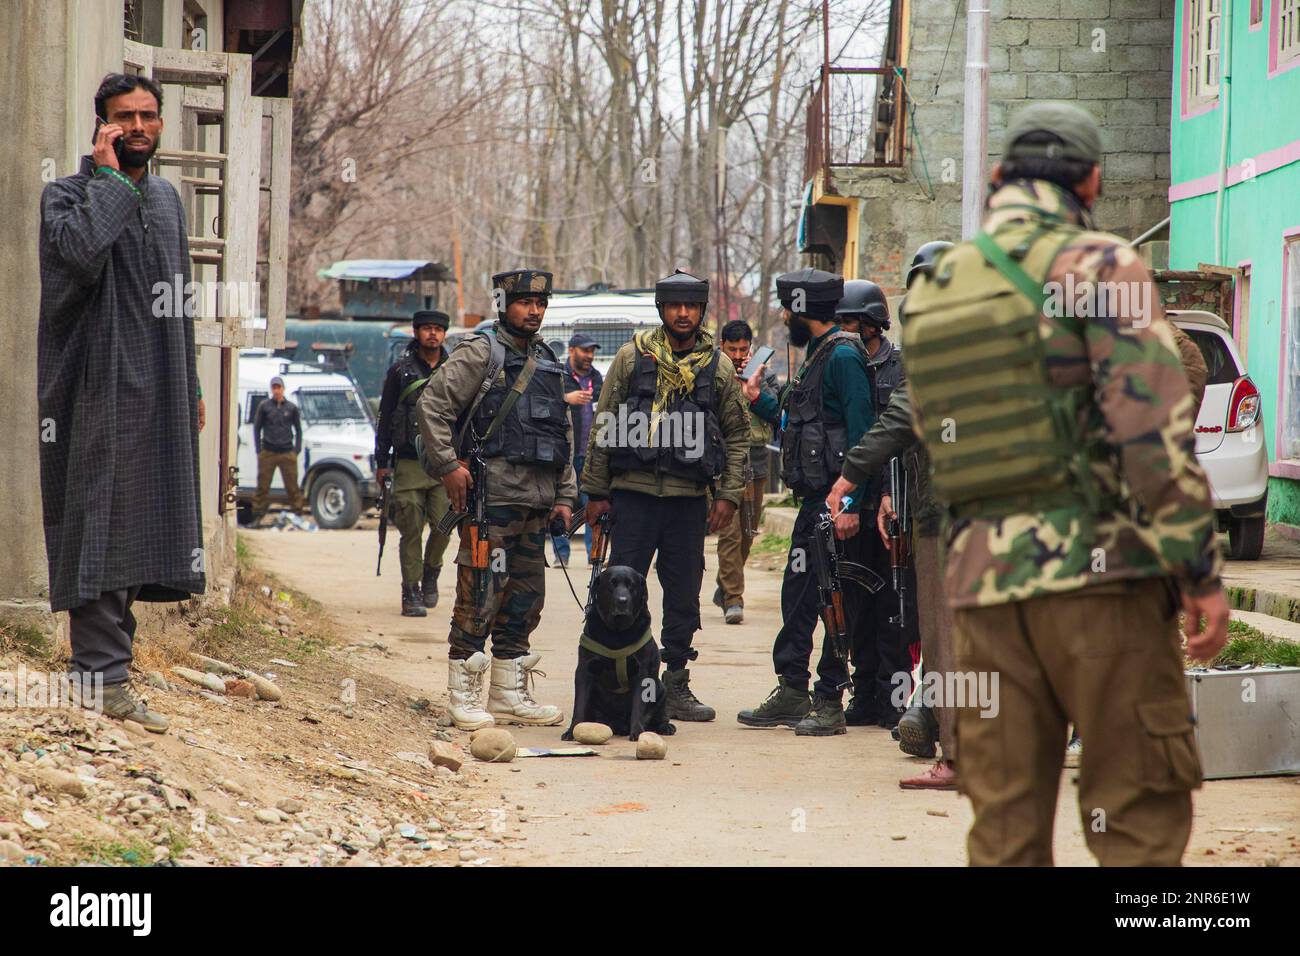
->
[1227,376,1260,432]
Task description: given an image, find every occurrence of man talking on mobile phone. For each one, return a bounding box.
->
[37,73,205,733]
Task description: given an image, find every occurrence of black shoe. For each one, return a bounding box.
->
[737,678,811,728]
[794,695,848,737]
[878,705,904,731]
[712,586,724,609]
[897,703,939,758]
[401,584,427,617]
[844,693,879,726]
[421,568,440,609]
[663,668,716,721]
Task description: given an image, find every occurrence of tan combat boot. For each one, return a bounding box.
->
[446,652,494,730]
[487,653,563,726]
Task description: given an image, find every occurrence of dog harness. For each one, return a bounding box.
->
[578,626,654,694]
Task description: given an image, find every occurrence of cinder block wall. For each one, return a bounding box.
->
[843,0,1175,294]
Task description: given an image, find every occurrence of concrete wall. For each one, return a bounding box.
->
[833,0,1177,295]
[0,0,125,628]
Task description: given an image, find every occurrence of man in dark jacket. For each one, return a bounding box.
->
[38,73,206,733]
[553,332,602,566]
[252,376,305,521]
[376,311,452,615]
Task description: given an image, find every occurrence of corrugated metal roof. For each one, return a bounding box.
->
[318,260,445,281]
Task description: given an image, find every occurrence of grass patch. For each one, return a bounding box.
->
[0,621,53,661]
[235,533,252,569]
[1205,619,1300,668]
[74,836,156,867]
[751,532,792,555]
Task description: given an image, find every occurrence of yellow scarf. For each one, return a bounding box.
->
[634,325,716,414]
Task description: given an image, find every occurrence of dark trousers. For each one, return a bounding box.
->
[68,587,142,686]
[772,498,852,698]
[847,519,918,711]
[608,489,706,670]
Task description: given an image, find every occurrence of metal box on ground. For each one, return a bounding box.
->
[1185,666,1300,780]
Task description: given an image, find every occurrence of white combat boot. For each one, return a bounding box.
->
[447,653,494,731]
[488,653,564,726]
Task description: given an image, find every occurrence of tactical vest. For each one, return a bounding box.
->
[780,331,874,497]
[389,347,434,459]
[901,219,1114,520]
[458,330,571,469]
[607,348,726,483]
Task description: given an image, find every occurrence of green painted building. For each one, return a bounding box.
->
[1170,0,1300,524]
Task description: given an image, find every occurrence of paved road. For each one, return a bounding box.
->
[244,524,1300,866]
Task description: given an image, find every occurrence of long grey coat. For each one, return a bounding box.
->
[38,157,205,612]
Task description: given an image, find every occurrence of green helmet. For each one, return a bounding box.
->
[1003,101,1102,166]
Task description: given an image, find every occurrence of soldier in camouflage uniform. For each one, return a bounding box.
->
[417,270,577,731]
[902,103,1229,865]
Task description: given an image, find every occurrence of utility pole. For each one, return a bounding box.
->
[961,0,990,239]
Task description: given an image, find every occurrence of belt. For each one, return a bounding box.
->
[578,626,653,693]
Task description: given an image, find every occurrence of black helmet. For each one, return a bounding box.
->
[905,241,954,289]
[835,279,890,330]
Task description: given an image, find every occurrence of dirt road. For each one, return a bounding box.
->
[245,526,1300,867]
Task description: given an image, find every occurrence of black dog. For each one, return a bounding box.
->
[562,566,675,741]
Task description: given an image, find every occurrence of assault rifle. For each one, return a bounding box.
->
[436,444,491,629]
[375,471,393,576]
[887,456,911,629]
[812,501,885,673]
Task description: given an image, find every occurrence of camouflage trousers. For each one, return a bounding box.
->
[389,458,451,586]
[953,577,1200,866]
[448,505,549,660]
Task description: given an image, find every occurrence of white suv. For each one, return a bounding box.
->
[1169,310,1268,560]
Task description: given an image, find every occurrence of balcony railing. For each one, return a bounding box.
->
[804,65,908,187]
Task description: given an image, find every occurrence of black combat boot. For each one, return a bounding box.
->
[421,567,440,609]
[844,690,879,726]
[795,695,848,736]
[663,668,716,721]
[897,703,939,758]
[737,678,811,727]
[401,584,427,617]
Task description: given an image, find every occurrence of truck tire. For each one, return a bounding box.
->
[1227,514,1265,561]
[311,470,361,530]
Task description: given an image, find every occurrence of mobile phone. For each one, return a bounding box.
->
[741,346,775,380]
[92,117,126,162]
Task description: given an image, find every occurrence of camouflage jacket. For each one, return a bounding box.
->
[581,335,751,505]
[927,180,1222,608]
[416,322,579,511]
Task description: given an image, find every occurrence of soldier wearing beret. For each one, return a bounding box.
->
[901,102,1228,865]
[416,270,576,731]
[376,310,452,616]
[736,268,877,737]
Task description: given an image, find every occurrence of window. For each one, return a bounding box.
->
[298,388,367,425]
[1282,239,1300,461]
[1280,0,1300,65]
[1183,329,1240,386]
[1188,0,1222,103]
[245,392,268,425]
[1251,0,1263,28]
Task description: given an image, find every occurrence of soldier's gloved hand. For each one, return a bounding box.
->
[877,493,894,547]
[833,510,860,541]
[1181,587,1230,662]
[441,464,473,512]
[585,498,612,527]
[707,499,737,534]
[549,504,572,531]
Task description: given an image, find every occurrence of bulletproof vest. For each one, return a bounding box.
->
[461,332,571,469]
[901,219,1115,520]
[389,347,432,458]
[780,331,874,497]
[871,339,905,413]
[608,348,726,483]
